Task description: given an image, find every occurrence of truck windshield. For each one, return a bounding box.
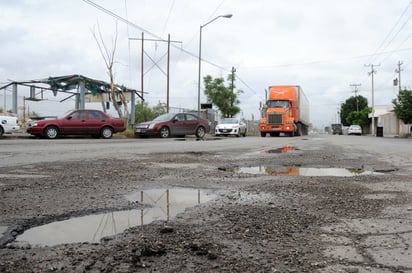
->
[267,100,289,108]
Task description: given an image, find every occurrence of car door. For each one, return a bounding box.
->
[170,113,186,135]
[86,110,106,135]
[59,110,87,134]
[184,114,199,135]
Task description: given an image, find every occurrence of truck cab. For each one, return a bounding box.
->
[259,85,309,137]
[260,99,296,137]
[331,123,343,135]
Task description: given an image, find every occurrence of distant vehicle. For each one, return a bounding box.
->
[215,117,247,137]
[0,115,20,137]
[331,123,343,135]
[259,85,310,137]
[134,112,211,138]
[26,109,126,139]
[348,125,362,136]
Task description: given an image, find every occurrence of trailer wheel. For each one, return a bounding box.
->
[296,123,302,136]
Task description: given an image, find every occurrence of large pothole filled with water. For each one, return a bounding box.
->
[14,187,216,247]
[234,166,383,176]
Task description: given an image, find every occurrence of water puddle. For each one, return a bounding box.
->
[262,146,297,154]
[15,188,215,247]
[174,138,222,141]
[235,166,380,176]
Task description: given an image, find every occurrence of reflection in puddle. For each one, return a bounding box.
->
[262,146,296,154]
[236,166,380,176]
[16,188,215,247]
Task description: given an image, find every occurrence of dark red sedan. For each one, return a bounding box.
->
[27,109,126,139]
[134,112,211,138]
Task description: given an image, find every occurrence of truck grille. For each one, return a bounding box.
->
[268,113,282,124]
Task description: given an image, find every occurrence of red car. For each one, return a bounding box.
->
[27,109,126,139]
[134,112,211,138]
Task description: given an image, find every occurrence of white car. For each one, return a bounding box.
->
[0,115,20,137]
[215,118,247,137]
[348,125,362,136]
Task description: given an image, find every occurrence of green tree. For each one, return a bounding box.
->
[340,95,369,126]
[346,107,371,127]
[392,90,412,124]
[134,102,166,123]
[203,74,242,118]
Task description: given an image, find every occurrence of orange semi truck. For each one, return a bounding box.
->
[259,85,310,137]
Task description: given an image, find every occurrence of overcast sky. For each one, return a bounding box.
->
[1,0,412,128]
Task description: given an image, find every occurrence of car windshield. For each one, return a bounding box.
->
[220,118,239,124]
[152,113,175,122]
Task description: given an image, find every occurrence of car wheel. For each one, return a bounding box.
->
[0,126,3,137]
[100,126,113,139]
[160,126,170,138]
[44,126,59,139]
[195,126,206,138]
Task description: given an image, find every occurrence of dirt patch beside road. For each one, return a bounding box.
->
[0,140,410,272]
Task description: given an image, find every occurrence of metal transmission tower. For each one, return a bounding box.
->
[365,64,380,135]
[129,34,182,113]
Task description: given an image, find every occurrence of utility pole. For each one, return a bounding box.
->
[231,67,236,93]
[167,34,171,113]
[365,64,380,136]
[395,61,403,94]
[141,32,144,105]
[350,83,361,112]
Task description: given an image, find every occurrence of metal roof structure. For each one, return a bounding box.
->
[0,75,142,123]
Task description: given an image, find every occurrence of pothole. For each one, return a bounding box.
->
[174,138,222,141]
[14,187,216,247]
[262,146,297,154]
[233,166,382,176]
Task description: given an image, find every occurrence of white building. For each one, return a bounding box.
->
[368,105,410,137]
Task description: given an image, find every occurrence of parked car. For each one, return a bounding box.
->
[134,112,210,138]
[0,115,20,137]
[348,124,362,135]
[26,109,126,139]
[215,117,247,137]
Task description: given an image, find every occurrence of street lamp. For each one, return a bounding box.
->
[197,14,232,116]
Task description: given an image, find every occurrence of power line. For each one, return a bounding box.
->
[369,1,412,63]
[82,0,229,72]
[161,0,176,37]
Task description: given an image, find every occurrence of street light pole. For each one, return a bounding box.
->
[197,14,232,116]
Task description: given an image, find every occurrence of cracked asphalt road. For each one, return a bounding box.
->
[0,134,412,272]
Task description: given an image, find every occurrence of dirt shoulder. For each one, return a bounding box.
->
[0,139,410,273]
